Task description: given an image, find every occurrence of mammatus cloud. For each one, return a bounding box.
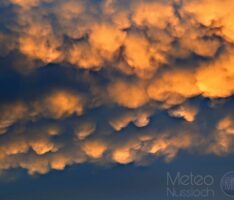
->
[0,0,234,174]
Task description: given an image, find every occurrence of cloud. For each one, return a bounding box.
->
[89,23,126,56]
[168,104,199,122]
[0,0,234,175]
[123,32,166,76]
[74,121,96,140]
[147,69,200,105]
[82,140,108,159]
[182,0,234,42]
[112,147,135,164]
[0,103,28,135]
[109,110,151,131]
[196,49,234,98]
[37,90,84,118]
[107,79,149,108]
[132,1,177,29]
[208,115,234,155]
[68,42,103,69]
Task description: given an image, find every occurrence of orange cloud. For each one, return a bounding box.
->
[109,111,151,131]
[18,17,62,63]
[112,147,134,164]
[132,1,177,29]
[0,103,28,135]
[89,23,126,56]
[208,116,234,155]
[108,79,149,108]
[30,139,58,155]
[68,42,103,69]
[196,49,234,98]
[147,69,200,105]
[38,90,84,119]
[182,0,234,42]
[169,104,199,122]
[123,32,166,76]
[1,0,234,175]
[82,140,107,159]
[75,121,96,140]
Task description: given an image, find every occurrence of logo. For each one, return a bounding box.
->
[220,171,234,197]
[167,172,215,198]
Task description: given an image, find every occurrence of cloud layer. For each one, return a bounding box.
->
[0,0,234,174]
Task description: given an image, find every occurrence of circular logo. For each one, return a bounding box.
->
[220,171,234,197]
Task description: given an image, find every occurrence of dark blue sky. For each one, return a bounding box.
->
[1,152,234,200]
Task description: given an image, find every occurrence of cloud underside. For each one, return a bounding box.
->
[0,0,234,174]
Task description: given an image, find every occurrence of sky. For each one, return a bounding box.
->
[0,0,234,199]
